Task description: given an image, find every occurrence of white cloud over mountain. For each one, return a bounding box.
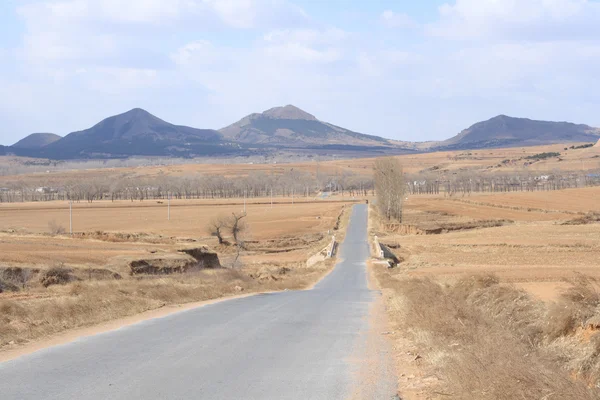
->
[1,0,599,144]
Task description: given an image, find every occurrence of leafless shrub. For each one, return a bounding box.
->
[208,215,230,245]
[0,278,19,293]
[40,266,77,288]
[48,220,66,235]
[0,267,36,290]
[562,212,600,225]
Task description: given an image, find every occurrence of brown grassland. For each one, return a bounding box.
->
[370,185,600,398]
[1,141,599,186]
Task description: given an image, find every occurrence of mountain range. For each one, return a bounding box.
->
[435,115,600,150]
[4,106,600,160]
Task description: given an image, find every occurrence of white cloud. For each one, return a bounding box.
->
[264,28,348,44]
[261,28,348,63]
[263,43,342,63]
[2,0,600,145]
[83,67,161,93]
[16,0,309,66]
[207,0,257,28]
[429,0,600,40]
[18,0,297,27]
[170,41,216,66]
[380,10,417,29]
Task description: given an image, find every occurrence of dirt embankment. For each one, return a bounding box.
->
[385,219,512,235]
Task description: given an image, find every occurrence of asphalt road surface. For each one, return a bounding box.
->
[0,204,396,399]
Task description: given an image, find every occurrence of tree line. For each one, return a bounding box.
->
[0,170,373,203]
[1,163,599,204]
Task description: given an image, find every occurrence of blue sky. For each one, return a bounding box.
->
[1,0,600,145]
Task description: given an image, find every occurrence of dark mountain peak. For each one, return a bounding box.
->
[262,105,317,121]
[440,115,600,150]
[105,108,163,126]
[12,132,62,149]
[38,108,223,159]
[219,105,390,147]
[121,108,154,118]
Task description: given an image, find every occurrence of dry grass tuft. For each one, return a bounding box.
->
[562,212,600,226]
[0,260,334,348]
[374,267,598,399]
[48,220,66,235]
[40,266,78,288]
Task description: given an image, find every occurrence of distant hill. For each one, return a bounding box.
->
[12,133,61,149]
[219,105,393,149]
[39,108,233,159]
[7,108,600,160]
[435,115,600,150]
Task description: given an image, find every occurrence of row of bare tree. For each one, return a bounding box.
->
[1,162,599,205]
[0,170,374,203]
[405,170,600,196]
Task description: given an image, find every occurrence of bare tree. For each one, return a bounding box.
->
[229,212,247,247]
[208,215,229,245]
[374,157,405,222]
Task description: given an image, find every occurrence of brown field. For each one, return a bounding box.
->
[0,198,346,239]
[370,186,600,398]
[0,196,354,350]
[466,186,600,213]
[378,186,600,299]
[1,142,599,187]
[0,198,351,271]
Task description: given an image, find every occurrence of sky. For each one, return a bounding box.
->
[1,0,600,145]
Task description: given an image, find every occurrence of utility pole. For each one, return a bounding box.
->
[69,199,73,235]
[168,192,171,221]
[244,190,247,214]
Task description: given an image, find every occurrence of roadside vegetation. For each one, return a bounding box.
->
[372,267,599,399]
[368,184,600,399]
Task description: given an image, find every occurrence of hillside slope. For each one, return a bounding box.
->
[12,133,61,149]
[220,105,393,148]
[40,109,232,159]
[437,115,600,150]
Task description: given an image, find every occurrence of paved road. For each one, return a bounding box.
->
[0,204,395,399]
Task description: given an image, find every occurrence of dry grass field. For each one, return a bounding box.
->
[0,196,354,349]
[1,142,599,186]
[370,186,600,398]
[0,198,346,239]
